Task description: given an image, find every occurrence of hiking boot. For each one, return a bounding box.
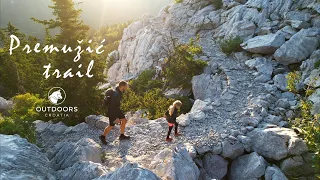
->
[119,134,130,140]
[166,137,173,142]
[99,135,107,145]
[175,133,182,137]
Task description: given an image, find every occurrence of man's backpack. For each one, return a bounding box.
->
[102,89,114,108]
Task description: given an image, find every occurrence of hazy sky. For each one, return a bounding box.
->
[0,0,173,36]
[79,0,173,27]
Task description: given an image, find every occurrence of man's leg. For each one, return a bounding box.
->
[120,118,127,134]
[99,126,114,145]
[103,125,114,136]
[99,117,116,145]
[119,118,130,140]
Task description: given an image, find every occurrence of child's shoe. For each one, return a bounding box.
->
[166,137,173,142]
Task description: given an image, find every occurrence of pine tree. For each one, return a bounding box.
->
[0,23,21,97]
[0,23,44,97]
[33,0,105,124]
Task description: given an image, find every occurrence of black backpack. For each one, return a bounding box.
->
[102,88,114,109]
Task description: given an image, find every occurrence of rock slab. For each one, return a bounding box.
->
[247,127,308,161]
[230,152,267,180]
[274,28,320,65]
[49,138,102,170]
[95,163,160,180]
[0,134,56,180]
[202,153,228,179]
[149,146,200,180]
[242,33,285,54]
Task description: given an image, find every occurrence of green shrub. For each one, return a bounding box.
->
[121,88,174,119]
[286,71,301,94]
[175,0,183,3]
[315,60,320,69]
[10,93,46,121]
[219,36,243,56]
[121,69,193,119]
[164,37,208,89]
[130,70,164,94]
[0,93,46,143]
[257,7,262,12]
[121,89,193,119]
[141,89,174,119]
[175,96,192,114]
[212,0,223,9]
[0,115,36,143]
[290,102,320,176]
[286,73,320,176]
[121,89,143,114]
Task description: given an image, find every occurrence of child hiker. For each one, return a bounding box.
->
[164,100,182,142]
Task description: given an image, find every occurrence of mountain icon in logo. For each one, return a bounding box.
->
[48,87,66,105]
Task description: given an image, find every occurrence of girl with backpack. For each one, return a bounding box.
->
[164,100,182,142]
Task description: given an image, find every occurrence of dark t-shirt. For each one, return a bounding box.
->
[165,108,178,123]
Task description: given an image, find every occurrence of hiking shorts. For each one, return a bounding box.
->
[168,121,178,127]
[108,112,125,126]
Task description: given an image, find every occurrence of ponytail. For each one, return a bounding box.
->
[169,105,175,116]
[168,100,182,116]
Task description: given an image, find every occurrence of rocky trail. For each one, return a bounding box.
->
[1,0,319,179]
[36,35,265,169]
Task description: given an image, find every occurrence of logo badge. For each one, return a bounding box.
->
[48,87,66,105]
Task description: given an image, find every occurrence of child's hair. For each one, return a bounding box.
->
[168,100,182,116]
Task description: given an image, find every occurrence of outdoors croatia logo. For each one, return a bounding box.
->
[48,87,66,105]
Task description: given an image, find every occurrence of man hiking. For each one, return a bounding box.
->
[99,81,130,145]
